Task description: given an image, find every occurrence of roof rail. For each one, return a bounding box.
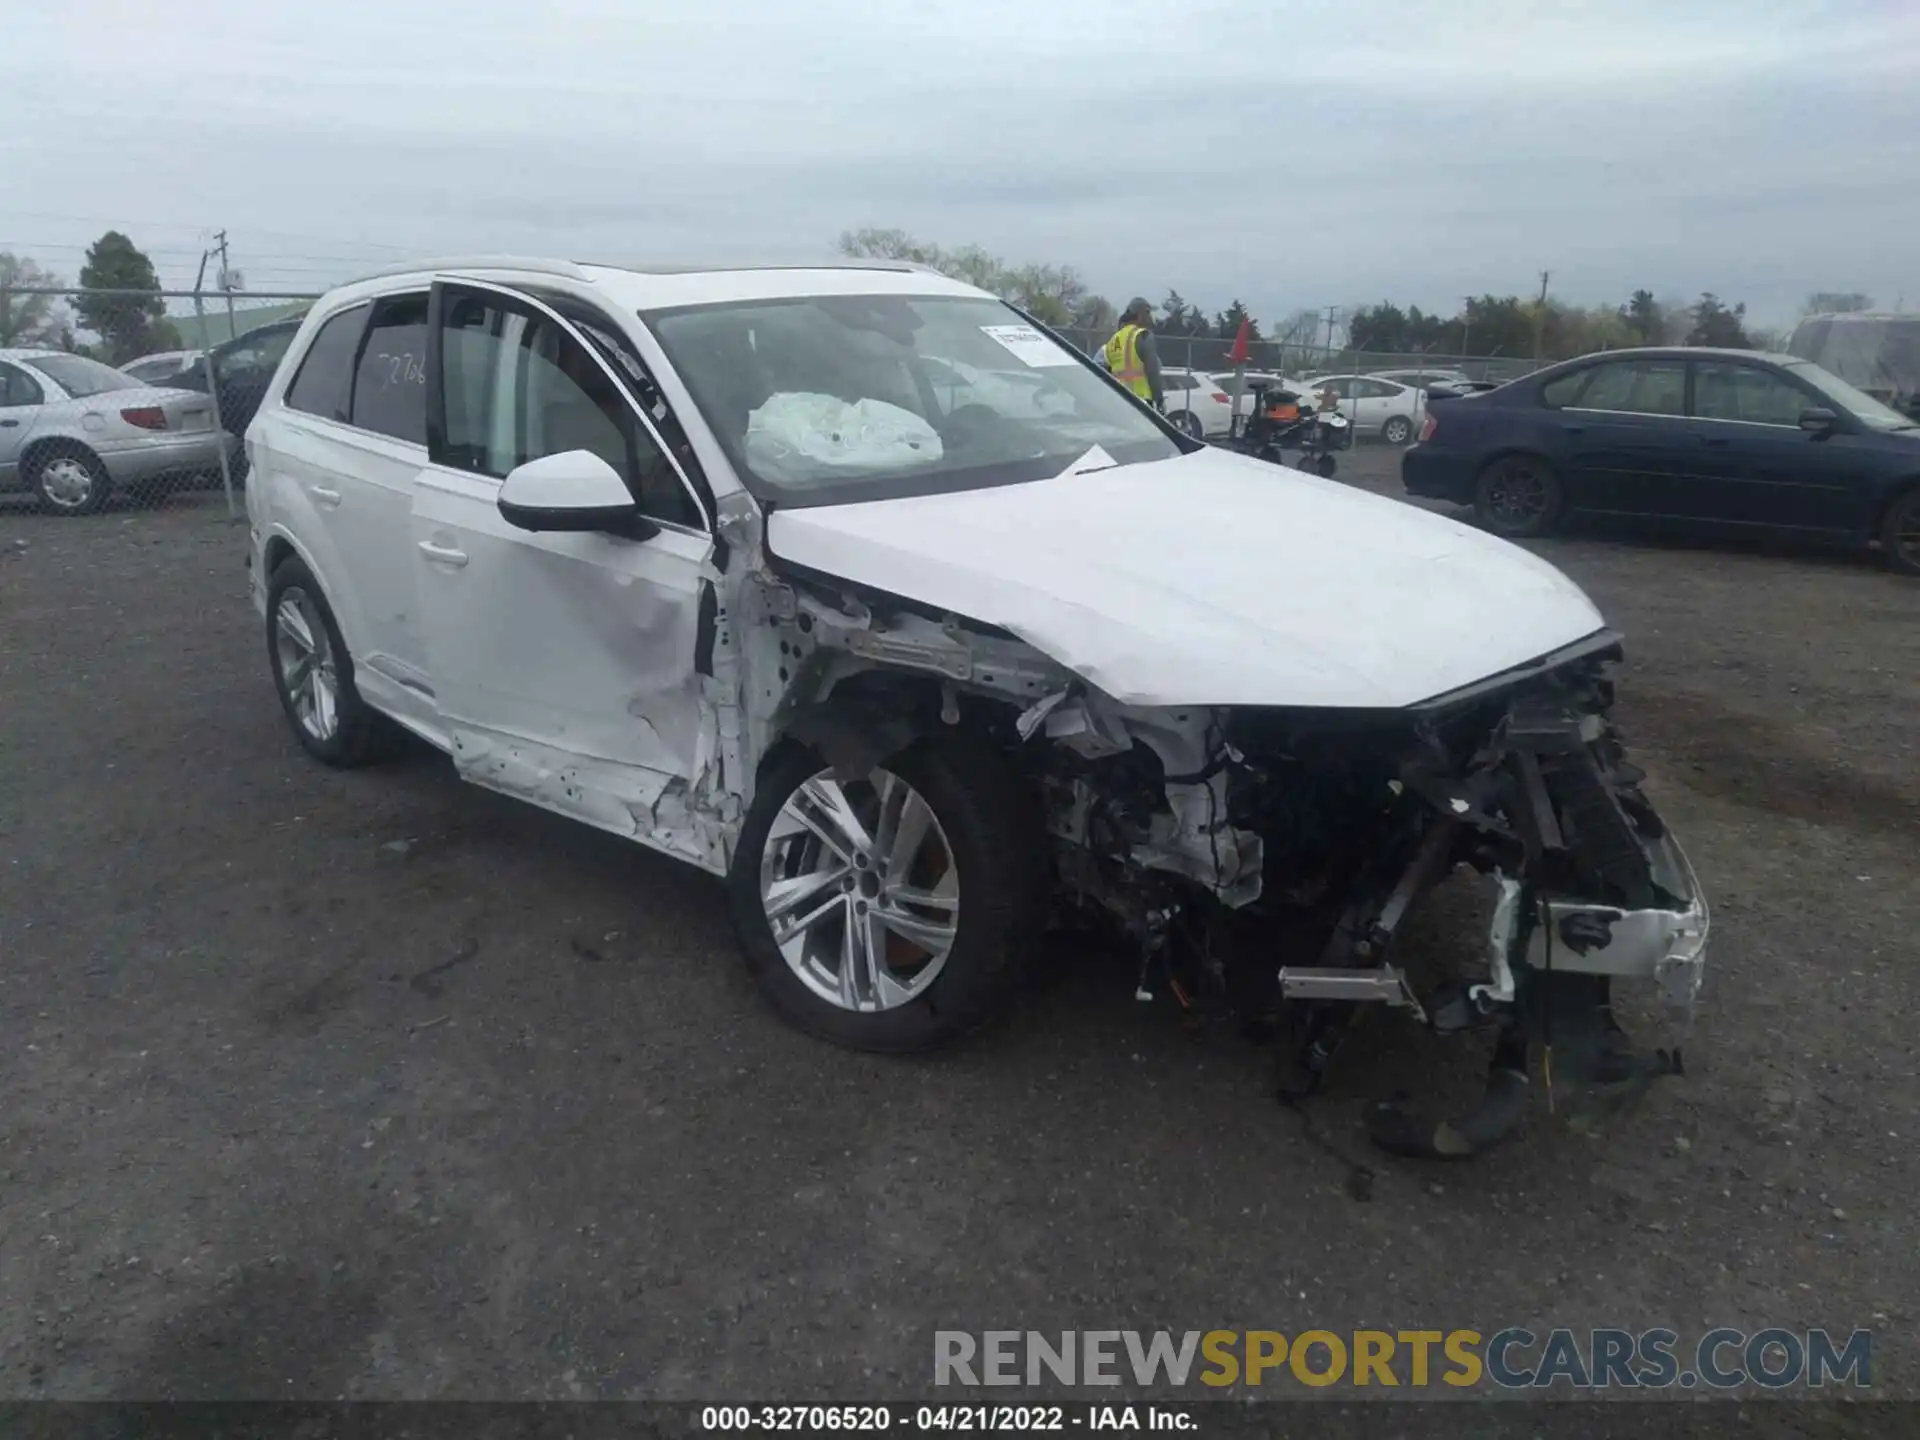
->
[347,255,594,285]
[573,259,933,276]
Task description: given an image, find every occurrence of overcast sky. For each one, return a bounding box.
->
[4,0,1915,330]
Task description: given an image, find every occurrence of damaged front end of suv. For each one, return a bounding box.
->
[729,535,1706,1160]
[657,285,1707,1159]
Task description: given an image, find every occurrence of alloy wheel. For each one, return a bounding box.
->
[759,766,959,1013]
[1485,465,1549,526]
[273,587,340,742]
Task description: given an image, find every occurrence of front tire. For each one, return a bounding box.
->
[728,738,1040,1052]
[27,444,111,516]
[1880,486,1920,577]
[1382,414,1414,445]
[265,555,387,767]
[1172,410,1204,439]
[1474,454,1564,538]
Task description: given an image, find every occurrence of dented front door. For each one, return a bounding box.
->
[411,278,719,867]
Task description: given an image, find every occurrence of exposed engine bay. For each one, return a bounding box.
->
[738,558,1709,1159]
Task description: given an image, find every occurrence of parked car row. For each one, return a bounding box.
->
[1401,345,1920,575]
[0,349,231,513]
[0,317,312,513]
[1176,367,1463,446]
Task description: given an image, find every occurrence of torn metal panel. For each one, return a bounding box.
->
[449,729,727,872]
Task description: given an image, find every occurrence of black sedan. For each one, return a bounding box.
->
[161,318,305,455]
[1402,347,1920,575]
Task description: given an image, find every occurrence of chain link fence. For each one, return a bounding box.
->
[1,286,320,515]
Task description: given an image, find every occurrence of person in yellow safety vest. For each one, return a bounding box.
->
[1102,297,1164,409]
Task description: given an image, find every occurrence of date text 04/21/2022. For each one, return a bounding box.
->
[699,1405,1190,1431]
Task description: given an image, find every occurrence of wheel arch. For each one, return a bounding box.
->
[766,673,945,783]
[1475,443,1559,478]
[1872,476,1920,567]
[259,522,374,668]
[19,433,106,480]
[1870,475,1920,534]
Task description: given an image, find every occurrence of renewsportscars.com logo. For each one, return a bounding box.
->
[933,1328,1872,1391]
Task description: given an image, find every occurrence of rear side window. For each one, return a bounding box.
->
[1576,359,1687,416]
[1540,370,1589,407]
[0,362,44,407]
[350,293,429,444]
[284,305,369,422]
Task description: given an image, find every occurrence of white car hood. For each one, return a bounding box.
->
[766,446,1607,709]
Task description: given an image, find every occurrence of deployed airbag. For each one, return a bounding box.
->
[745,392,942,483]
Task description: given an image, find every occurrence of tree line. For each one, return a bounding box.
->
[1345,290,1785,359]
[1,231,183,361]
[839,228,1877,362]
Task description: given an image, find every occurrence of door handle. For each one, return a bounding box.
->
[1559,422,1586,434]
[309,486,342,507]
[417,540,469,568]
[1697,436,1731,448]
[0,419,19,428]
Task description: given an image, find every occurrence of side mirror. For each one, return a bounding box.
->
[497,450,657,541]
[1798,407,1838,434]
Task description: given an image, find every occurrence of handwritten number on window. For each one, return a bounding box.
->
[374,352,425,387]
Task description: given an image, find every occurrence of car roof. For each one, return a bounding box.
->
[1548,345,1802,365]
[0,349,64,364]
[323,255,992,312]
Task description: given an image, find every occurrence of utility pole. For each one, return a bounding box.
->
[1323,305,1339,368]
[1460,295,1473,363]
[215,229,236,342]
[1533,270,1550,361]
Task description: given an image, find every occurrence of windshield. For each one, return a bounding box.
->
[644,294,1181,505]
[1785,360,1917,431]
[26,354,142,398]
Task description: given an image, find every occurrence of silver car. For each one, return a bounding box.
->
[120,349,205,386]
[0,349,231,514]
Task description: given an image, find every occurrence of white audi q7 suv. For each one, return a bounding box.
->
[246,257,1706,1157]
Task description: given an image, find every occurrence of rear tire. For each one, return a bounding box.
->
[728,737,1041,1053]
[26,444,111,516]
[265,555,388,767]
[1880,486,1920,577]
[1474,455,1564,538]
[1382,414,1414,445]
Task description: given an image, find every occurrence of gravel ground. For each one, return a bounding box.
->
[1,451,1917,1408]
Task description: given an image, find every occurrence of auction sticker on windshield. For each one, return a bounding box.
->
[980,324,1078,367]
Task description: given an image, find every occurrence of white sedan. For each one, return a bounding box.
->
[1158,368,1236,438]
[1300,373,1427,444]
[1367,367,1474,393]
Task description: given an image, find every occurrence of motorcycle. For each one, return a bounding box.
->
[1223,380,1350,477]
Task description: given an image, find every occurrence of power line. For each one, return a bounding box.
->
[0,210,425,254]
